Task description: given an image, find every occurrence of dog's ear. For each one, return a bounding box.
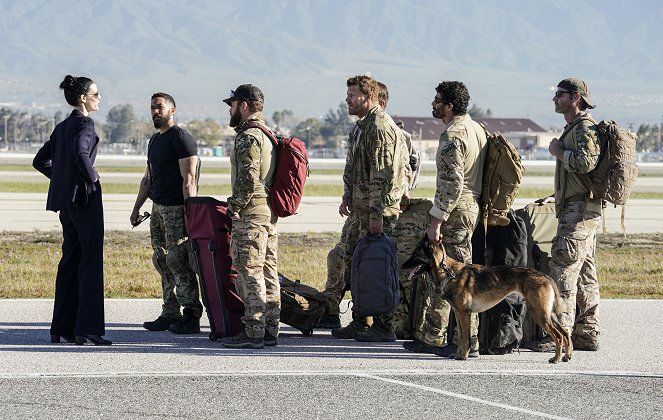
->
[428,239,447,266]
[401,234,431,270]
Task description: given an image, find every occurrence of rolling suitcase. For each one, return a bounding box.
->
[185,196,244,341]
[278,273,327,336]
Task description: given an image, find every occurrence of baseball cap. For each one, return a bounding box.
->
[557,77,595,109]
[223,84,264,106]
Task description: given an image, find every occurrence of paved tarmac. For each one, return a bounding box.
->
[1,192,661,235]
[0,299,661,419]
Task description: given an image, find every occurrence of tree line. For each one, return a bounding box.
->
[1,105,661,155]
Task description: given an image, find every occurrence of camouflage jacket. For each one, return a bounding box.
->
[342,106,408,219]
[430,114,487,222]
[227,112,277,215]
[554,112,601,215]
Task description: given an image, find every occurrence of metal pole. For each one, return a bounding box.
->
[2,115,8,146]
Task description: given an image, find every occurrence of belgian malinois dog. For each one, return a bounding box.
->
[402,237,572,364]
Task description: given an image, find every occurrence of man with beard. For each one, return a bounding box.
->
[331,75,408,342]
[130,92,203,335]
[219,84,279,349]
[527,78,602,352]
[402,81,487,357]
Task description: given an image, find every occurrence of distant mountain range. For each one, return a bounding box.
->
[1,0,662,129]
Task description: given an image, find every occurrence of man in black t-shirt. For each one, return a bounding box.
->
[130,92,203,334]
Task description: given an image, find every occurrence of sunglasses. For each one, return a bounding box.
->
[554,90,573,99]
[87,91,101,99]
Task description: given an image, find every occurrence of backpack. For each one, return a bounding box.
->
[472,209,529,355]
[278,273,327,336]
[350,233,400,316]
[587,120,639,206]
[480,127,525,227]
[242,124,309,217]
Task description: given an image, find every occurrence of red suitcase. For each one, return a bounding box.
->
[185,197,244,340]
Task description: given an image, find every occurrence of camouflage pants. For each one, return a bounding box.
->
[418,204,480,348]
[392,198,434,339]
[150,203,203,319]
[343,208,400,330]
[321,218,351,316]
[549,200,601,347]
[231,210,279,339]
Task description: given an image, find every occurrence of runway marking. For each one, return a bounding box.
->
[358,373,570,420]
[0,368,661,379]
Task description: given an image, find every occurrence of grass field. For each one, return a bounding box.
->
[2,180,662,201]
[1,230,661,299]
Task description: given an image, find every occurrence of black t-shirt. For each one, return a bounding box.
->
[147,125,197,205]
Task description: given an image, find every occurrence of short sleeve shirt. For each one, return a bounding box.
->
[147,125,197,205]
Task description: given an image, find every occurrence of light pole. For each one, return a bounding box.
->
[2,114,8,147]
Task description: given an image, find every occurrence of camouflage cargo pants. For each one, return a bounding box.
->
[418,203,479,348]
[150,203,203,319]
[392,198,433,339]
[321,218,351,316]
[549,200,601,348]
[231,211,279,339]
[343,208,400,330]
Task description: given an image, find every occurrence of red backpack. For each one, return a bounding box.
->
[243,124,309,217]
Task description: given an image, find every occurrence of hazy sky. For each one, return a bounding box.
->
[1,0,662,129]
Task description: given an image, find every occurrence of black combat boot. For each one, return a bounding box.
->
[168,308,201,334]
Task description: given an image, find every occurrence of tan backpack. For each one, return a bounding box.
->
[588,120,639,206]
[480,127,525,226]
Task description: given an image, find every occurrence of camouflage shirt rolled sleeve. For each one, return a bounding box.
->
[562,118,600,174]
[430,132,465,221]
[228,133,262,213]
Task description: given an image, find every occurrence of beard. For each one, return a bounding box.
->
[229,107,242,127]
[153,115,166,129]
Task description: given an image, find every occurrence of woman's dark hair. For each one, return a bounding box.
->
[59,75,94,106]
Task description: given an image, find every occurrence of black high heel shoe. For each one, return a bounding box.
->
[51,334,76,343]
[75,335,112,345]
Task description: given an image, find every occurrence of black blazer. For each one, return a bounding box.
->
[33,109,100,211]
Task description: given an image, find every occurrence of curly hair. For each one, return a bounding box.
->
[346,75,379,101]
[435,81,470,115]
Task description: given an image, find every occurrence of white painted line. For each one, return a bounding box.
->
[358,373,570,420]
[0,368,661,380]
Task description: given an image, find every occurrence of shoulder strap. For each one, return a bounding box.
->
[559,115,593,140]
[241,123,279,147]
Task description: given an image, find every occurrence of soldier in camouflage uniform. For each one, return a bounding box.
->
[131,92,203,335]
[331,75,408,342]
[218,84,280,349]
[391,198,432,339]
[529,78,602,352]
[403,81,487,357]
[318,81,415,330]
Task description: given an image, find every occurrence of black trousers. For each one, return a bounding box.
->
[50,183,105,336]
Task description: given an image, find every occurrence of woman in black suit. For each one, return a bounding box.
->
[33,75,111,346]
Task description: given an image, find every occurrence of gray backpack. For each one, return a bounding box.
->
[350,233,400,316]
